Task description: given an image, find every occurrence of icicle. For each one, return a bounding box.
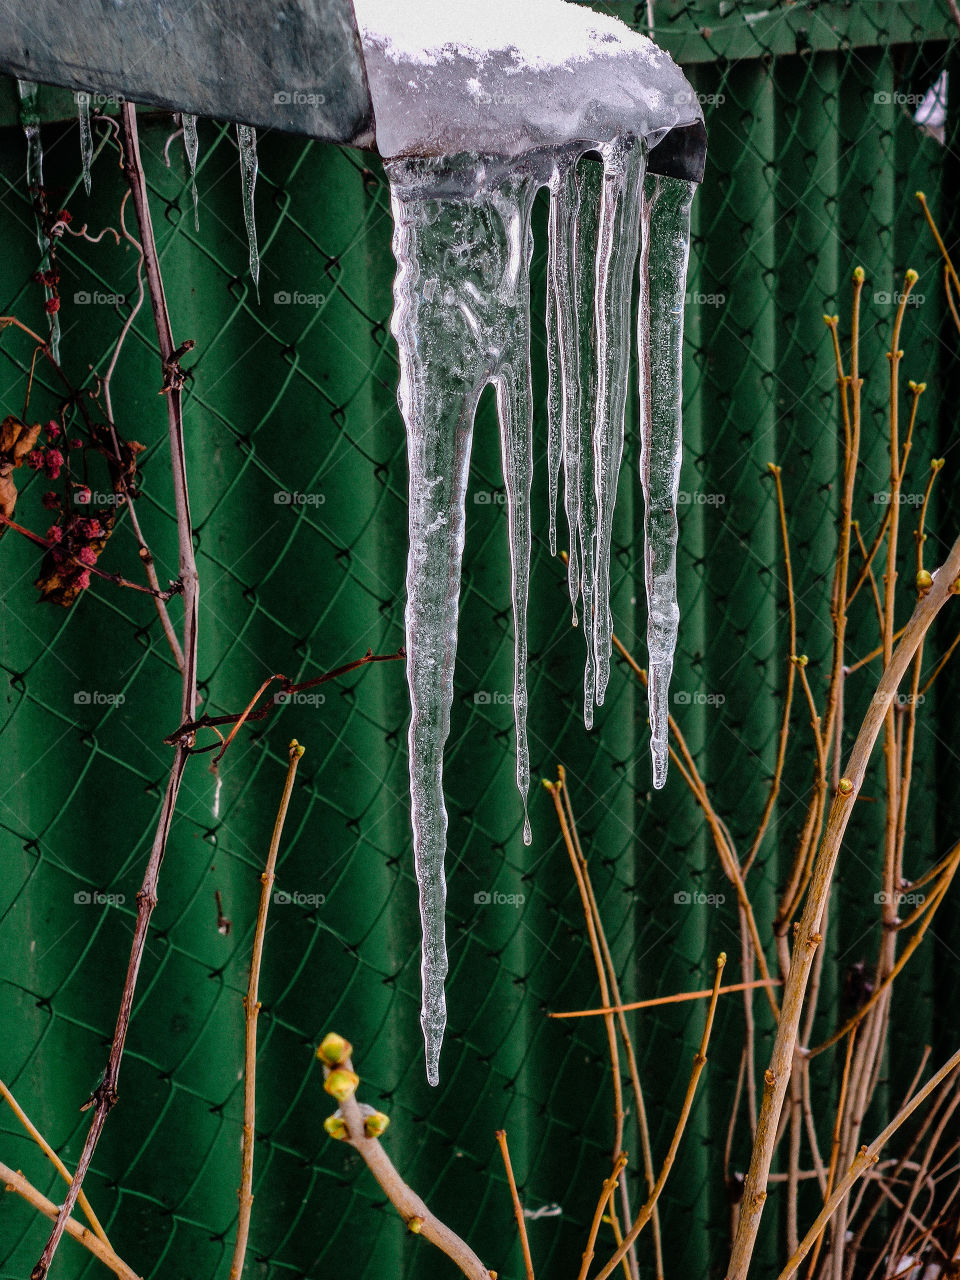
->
[571,157,601,726]
[236,124,260,297]
[77,91,93,195]
[546,156,582,621]
[387,154,541,1083]
[17,81,60,363]
[490,178,536,849]
[591,139,646,707]
[638,174,695,789]
[182,113,200,231]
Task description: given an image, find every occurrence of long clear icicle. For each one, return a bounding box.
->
[183,114,200,231]
[77,92,93,195]
[638,174,696,788]
[591,139,646,706]
[546,157,582,622]
[17,81,60,363]
[388,155,539,1083]
[236,124,260,297]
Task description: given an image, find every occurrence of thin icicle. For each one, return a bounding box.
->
[572,157,601,726]
[236,124,260,297]
[490,176,537,848]
[182,113,200,231]
[547,156,582,620]
[17,81,60,363]
[638,173,695,788]
[591,139,646,707]
[77,91,93,195]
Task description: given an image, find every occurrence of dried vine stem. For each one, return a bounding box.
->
[321,1057,493,1280]
[31,102,201,1280]
[98,188,184,671]
[229,740,305,1280]
[724,528,960,1280]
[0,1161,141,1280]
[163,648,406,756]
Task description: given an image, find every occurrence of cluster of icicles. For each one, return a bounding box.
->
[17,88,261,303]
[389,142,694,1083]
[18,87,694,1087]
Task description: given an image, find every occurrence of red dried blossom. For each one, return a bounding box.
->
[44,297,60,315]
[25,450,45,470]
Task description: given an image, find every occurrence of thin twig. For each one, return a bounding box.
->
[0,1079,110,1244]
[229,741,305,1280]
[549,978,779,1018]
[0,1161,141,1280]
[496,1130,535,1280]
[743,464,797,873]
[554,767,654,1280]
[592,954,726,1280]
[322,1057,493,1280]
[163,648,406,754]
[578,1153,628,1280]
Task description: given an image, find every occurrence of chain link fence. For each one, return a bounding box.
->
[0,3,958,1277]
